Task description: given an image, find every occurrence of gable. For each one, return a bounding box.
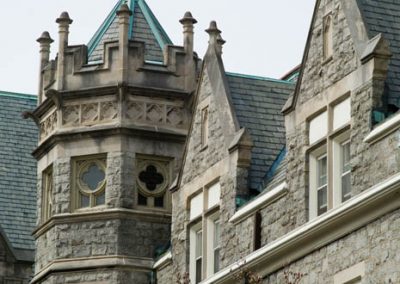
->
[88,0,172,63]
[296,0,359,108]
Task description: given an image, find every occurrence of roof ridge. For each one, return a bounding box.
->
[0,91,37,100]
[226,71,294,85]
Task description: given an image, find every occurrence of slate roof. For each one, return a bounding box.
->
[88,0,172,63]
[226,73,294,191]
[0,91,37,251]
[356,0,400,109]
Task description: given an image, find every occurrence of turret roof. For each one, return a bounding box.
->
[87,0,172,63]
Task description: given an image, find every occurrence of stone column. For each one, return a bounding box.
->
[117,4,132,83]
[55,12,73,91]
[180,12,197,92]
[36,31,53,104]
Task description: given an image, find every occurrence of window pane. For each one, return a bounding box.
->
[95,192,105,206]
[196,230,202,258]
[342,142,351,173]
[80,194,90,208]
[154,195,164,208]
[214,248,220,273]
[317,186,327,216]
[196,258,202,283]
[214,220,220,249]
[342,172,351,202]
[81,163,105,191]
[138,193,147,206]
[318,155,327,187]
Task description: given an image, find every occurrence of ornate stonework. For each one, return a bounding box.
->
[40,110,57,140]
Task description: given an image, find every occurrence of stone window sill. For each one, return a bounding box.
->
[364,111,400,144]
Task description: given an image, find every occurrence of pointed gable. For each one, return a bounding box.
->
[87,0,172,63]
[356,0,400,110]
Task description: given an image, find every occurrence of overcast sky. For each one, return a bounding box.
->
[0,1,314,95]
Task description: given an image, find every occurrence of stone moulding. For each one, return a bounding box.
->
[32,208,172,239]
[153,250,172,270]
[201,172,400,283]
[364,111,400,144]
[30,255,154,284]
[229,182,288,224]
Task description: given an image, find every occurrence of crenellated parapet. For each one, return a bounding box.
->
[37,5,199,100]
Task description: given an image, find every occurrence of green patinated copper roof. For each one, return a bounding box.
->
[0,91,37,252]
[87,0,172,63]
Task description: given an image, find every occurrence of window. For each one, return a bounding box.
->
[136,156,171,211]
[42,165,53,222]
[341,140,351,202]
[72,156,106,210]
[323,14,333,60]
[309,97,351,219]
[189,182,221,283]
[201,106,209,148]
[317,154,328,215]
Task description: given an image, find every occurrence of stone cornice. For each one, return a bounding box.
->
[364,111,400,144]
[201,172,400,283]
[30,255,154,284]
[229,182,288,224]
[33,208,172,239]
[32,126,187,160]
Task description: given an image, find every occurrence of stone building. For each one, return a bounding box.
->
[0,0,400,283]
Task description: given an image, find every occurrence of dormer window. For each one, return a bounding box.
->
[323,14,333,60]
[308,97,352,219]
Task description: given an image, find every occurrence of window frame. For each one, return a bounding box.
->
[71,155,107,211]
[189,181,221,283]
[41,165,54,223]
[308,96,351,219]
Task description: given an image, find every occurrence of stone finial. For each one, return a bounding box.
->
[37,31,54,45]
[180,11,197,57]
[206,21,221,46]
[179,11,197,25]
[116,3,132,17]
[37,31,54,102]
[56,11,73,25]
[216,34,226,55]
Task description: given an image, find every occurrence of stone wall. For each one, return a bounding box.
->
[261,208,400,283]
[298,0,359,106]
[0,237,32,284]
[40,269,150,284]
[156,261,173,284]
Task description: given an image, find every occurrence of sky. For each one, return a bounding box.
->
[0,0,315,95]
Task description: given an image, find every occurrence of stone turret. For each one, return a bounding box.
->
[29,2,199,283]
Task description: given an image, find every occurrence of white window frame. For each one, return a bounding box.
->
[309,146,327,219]
[308,96,351,219]
[190,222,203,284]
[206,213,221,275]
[189,181,221,283]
